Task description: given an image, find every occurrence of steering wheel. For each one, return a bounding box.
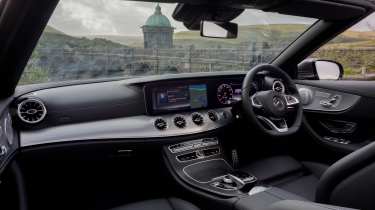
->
[242,64,303,137]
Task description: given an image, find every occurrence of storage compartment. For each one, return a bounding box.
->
[183,159,232,183]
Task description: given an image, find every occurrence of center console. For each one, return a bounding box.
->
[163,138,338,210]
[164,137,258,197]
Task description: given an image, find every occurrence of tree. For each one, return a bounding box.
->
[19,66,49,85]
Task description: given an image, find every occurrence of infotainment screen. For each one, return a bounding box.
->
[152,84,208,112]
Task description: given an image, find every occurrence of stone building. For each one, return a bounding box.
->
[142,4,174,49]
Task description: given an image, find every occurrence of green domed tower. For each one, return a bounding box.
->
[142,4,174,49]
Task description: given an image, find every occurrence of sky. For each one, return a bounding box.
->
[48,0,375,36]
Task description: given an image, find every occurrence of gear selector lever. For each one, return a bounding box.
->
[211,171,257,192]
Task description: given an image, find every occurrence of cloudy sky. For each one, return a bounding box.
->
[48,0,375,36]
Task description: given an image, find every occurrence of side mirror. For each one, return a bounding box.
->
[298,59,344,80]
[200,21,238,39]
[315,60,344,80]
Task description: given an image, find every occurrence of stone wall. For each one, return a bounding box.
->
[24,46,281,82]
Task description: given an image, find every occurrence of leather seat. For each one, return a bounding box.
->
[241,156,329,201]
[242,142,375,210]
[110,197,200,210]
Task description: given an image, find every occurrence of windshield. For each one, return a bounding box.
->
[19,1,316,85]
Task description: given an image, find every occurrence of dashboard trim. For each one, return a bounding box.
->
[20,108,233,147]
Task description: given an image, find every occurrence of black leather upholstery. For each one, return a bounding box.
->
[242,144,375,210]
[234,187,308,210]
[316,141,375,210]
[265,200,357,210]
[110,198,200,210]
[241,156,328,201]
[241,156,303,182]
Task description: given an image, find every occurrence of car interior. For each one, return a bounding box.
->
[0,0,375,210]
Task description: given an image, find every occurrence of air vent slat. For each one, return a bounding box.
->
[174,116,186,128]
[192,113,204,126]
[154,118,167,130]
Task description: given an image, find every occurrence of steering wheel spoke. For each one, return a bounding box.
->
[284,94,300,108]
[256,115,288,133]
[250,94,263,108]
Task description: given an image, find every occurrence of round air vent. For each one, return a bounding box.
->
[207,111,218,122]
[174,116,186,128]
[17,98,47,124]
[154,118,167,130]
[192,113,204,126]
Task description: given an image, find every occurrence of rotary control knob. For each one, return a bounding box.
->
[192,113,204,126]
[174,116,186,128]
[298,87,313,105]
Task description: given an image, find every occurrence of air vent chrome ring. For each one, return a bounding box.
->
[154,118,167,130]
[17,98,47,124]
[192,112,204,126]
[174,115,186,128]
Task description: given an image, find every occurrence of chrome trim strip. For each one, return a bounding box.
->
[20,108,232,147]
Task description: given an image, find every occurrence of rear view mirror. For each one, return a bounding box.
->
[315,60,343,80]
[200,21,238,39]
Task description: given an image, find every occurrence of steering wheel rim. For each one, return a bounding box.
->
[242,64,303,137]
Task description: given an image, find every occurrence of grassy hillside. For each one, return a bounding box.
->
[86,35,144,47]
[36,25,128,50]
[324,30,375,49]
[85,24,374,50]
[172,24,310,48]
[39,24,375,52]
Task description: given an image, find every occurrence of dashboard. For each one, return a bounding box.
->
[13,72,293,147]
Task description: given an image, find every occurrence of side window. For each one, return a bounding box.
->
[300,13,374,80]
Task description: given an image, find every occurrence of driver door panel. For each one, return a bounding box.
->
[296,80,375,153]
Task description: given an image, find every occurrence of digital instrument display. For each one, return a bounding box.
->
[217,83,242,105]
[152,84,208,112]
